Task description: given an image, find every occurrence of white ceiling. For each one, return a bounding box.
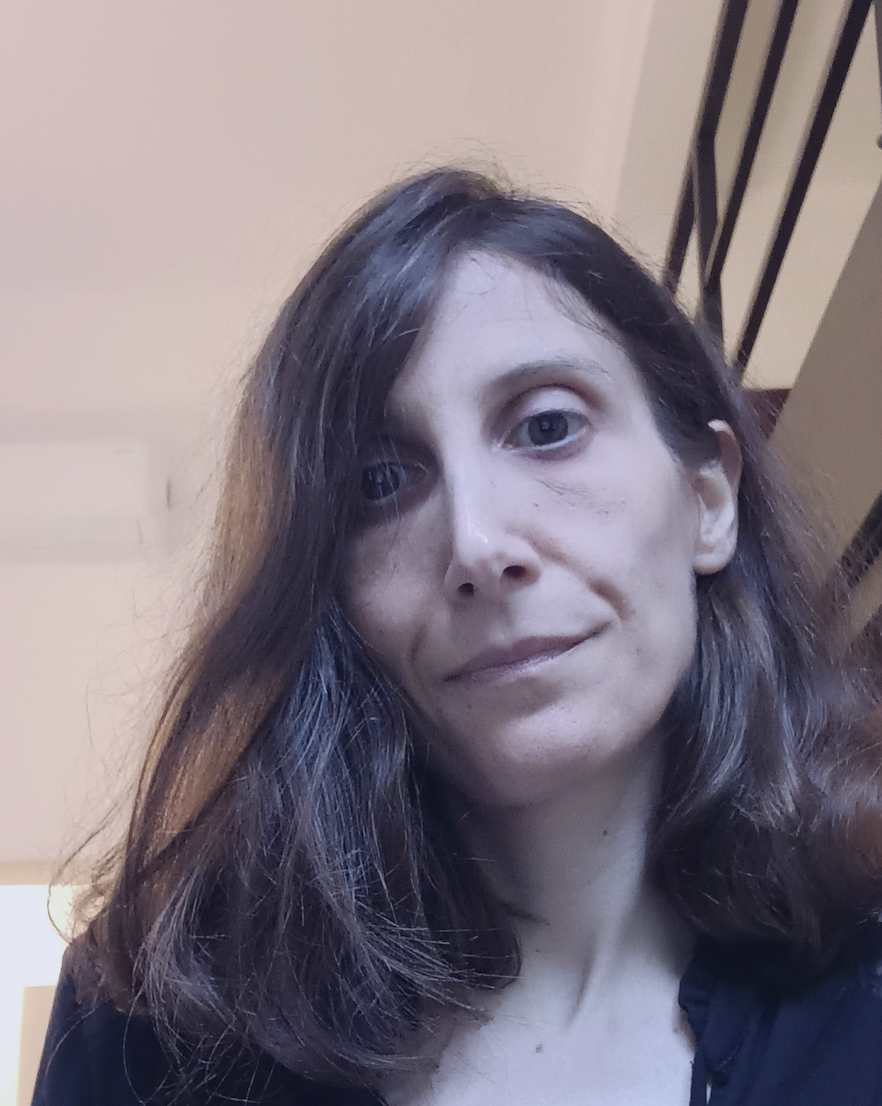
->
[1,0,645,294]
[1,0,693,422]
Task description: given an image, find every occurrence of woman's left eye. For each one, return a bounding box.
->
[510,410,585,449]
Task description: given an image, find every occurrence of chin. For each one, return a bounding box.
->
[429,717,665,811]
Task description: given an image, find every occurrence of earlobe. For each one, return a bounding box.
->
[692,420,742,575]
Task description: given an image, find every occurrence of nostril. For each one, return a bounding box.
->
[458,581,476,597]
[503,564,527,580]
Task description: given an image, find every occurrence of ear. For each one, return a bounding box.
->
[691,420,742,575]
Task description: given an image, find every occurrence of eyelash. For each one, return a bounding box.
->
[359,405,589,507]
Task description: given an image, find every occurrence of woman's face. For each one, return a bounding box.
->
[342,252,738,807]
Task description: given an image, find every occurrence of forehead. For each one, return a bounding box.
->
[385,251,648,422]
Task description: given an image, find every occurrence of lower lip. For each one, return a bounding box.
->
[452,640,585,686]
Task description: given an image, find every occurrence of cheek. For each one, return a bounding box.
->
[641,574,698,682]
[341,530,422,672]
[585,465,699,668]
[341,536,386,642]
[631,500,701,688]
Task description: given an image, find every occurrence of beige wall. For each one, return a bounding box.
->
[773,179,882,561]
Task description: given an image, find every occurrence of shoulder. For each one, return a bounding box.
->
[682,923,882,1105]
[32,972,173,1105]
[33,964,378,1106]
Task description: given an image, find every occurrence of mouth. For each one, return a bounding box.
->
[445,635,591,684]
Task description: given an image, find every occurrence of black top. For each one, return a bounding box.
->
[32,929,882,1106]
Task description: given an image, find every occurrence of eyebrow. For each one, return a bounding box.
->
[377,354,617,438]
[484,355,615,393]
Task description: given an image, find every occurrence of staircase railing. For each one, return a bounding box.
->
[663,0,879,376]
[664,0,882,605]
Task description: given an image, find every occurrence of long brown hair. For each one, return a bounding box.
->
[70,167,882,1089]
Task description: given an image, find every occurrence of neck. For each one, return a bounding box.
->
[459,736,692,1022]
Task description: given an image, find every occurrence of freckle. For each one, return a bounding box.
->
[602,829,608,836]
[535,1043,543,1053]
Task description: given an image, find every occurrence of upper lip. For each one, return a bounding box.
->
[445,635,589,681]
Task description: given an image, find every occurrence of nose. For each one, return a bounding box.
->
[440,464,541,601]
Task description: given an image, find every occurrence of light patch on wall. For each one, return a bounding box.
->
[0,438,168,560]
[0,884,73,1106]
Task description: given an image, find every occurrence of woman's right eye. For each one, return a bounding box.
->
[360,460,412,503]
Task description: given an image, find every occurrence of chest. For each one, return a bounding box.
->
[383,1001,695,1106]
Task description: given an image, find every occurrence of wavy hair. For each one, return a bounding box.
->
[70,167,882,1088]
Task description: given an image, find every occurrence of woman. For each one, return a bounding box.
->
[35,168,882,1105]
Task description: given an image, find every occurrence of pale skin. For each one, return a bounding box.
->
[342,253,742,1106]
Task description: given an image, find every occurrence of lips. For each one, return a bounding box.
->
[445,635,589,683]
